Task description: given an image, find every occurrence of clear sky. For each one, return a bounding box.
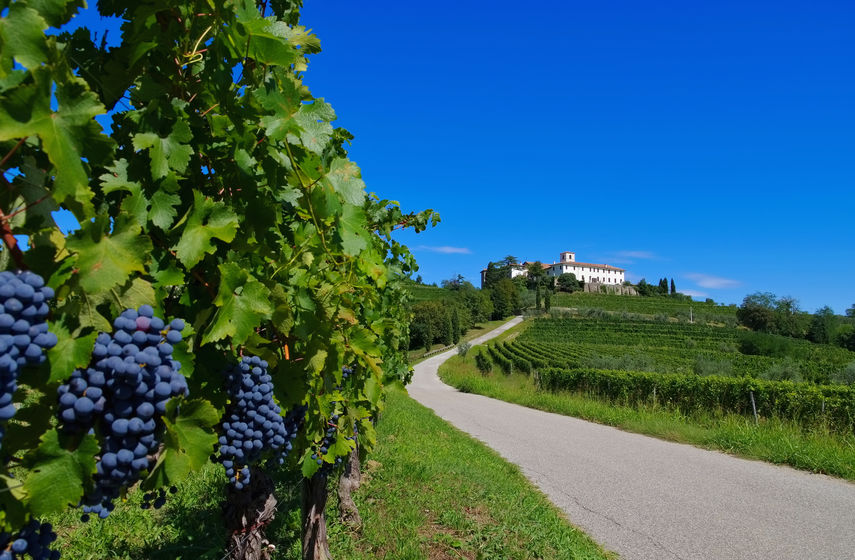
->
[59,1,855,313]
[298,0,855,313]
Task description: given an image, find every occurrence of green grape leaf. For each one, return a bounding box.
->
[0,70,106,217]
[0,4,49,70]
[149,190,181,229]
[294,116,332,155]
[27,0,85,28]
[47,322,96,383]
[301,448,320,478]
[117,277,156,311]
[234,0,297,68]
[145,398,219,489]
[67,220,152,293]
[325,158,366,206]
[152,263,185,287]
[5,157,56,230]
[173,192,239,269]
[22,430,98,516]
[329,430,354,459]
[132,120,193,180]
[100,159,148,226]
[358,418,377,451]
[202,263,273,345]
[338,204,368,256]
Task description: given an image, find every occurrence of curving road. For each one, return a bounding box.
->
[408,317,855,560]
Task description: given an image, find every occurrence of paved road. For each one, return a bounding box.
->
[408,317,855,560]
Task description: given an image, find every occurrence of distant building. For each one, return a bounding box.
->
[480,251,626,288]
[545,251,625,285]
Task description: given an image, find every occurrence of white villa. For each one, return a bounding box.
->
[481,251,626,288]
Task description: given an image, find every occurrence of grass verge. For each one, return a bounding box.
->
[440,353,855,481]
[50,386,611,559]
[328,388,612,559]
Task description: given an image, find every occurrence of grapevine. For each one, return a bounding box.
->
[0,1,436,558]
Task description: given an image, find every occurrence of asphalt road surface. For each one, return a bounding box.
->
[408,317,855,560]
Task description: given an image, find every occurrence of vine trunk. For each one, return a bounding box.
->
[302,471,331,560]
[223,467,277,560]
[337,447,362,528]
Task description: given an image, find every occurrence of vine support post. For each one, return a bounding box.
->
[302,470,332,560]
[223,466,277,560]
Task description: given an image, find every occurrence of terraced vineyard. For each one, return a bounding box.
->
[551,292,738,323]
[484,316,855,433]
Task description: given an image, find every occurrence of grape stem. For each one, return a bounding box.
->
[0,138,26,170]
[0,205,27,269]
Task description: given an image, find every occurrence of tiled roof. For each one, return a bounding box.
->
[549,261,625,272]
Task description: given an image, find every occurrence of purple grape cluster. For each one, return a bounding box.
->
[55,305,187,520]
[216,355,303,489]
[0,519,59,559]
[311,414,345,474]
[0,271,57,449]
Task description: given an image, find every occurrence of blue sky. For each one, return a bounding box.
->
[298,0,854,313]
[59,1,854,313]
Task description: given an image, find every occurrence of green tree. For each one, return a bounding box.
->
[544,287,552,312]
[441,274,466,290]
[526,261,546,290]
[535,283,542,311]
[774,296,804,338]
[637,278,657,297]
[737,292,778,332]
[670,278,676,295]
[808,306,837,344]
[556,273,581,293]
[837,326,855,351]
[491,278,517,319]
[423,321,434,354]
[482,262,508,290]
[451,307,461,344]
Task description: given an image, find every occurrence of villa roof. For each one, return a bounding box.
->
[550,261,626,272]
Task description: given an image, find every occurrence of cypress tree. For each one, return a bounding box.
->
[670,278,676,295]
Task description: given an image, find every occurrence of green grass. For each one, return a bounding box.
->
[51,386,611,559]
[440,354,855,480]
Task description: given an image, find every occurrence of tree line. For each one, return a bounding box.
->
[737,293,855,351]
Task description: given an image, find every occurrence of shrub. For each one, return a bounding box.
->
[760,358,803,382]
[457,342,471,357]
[693,356,733,377]
[832,362,855,386]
